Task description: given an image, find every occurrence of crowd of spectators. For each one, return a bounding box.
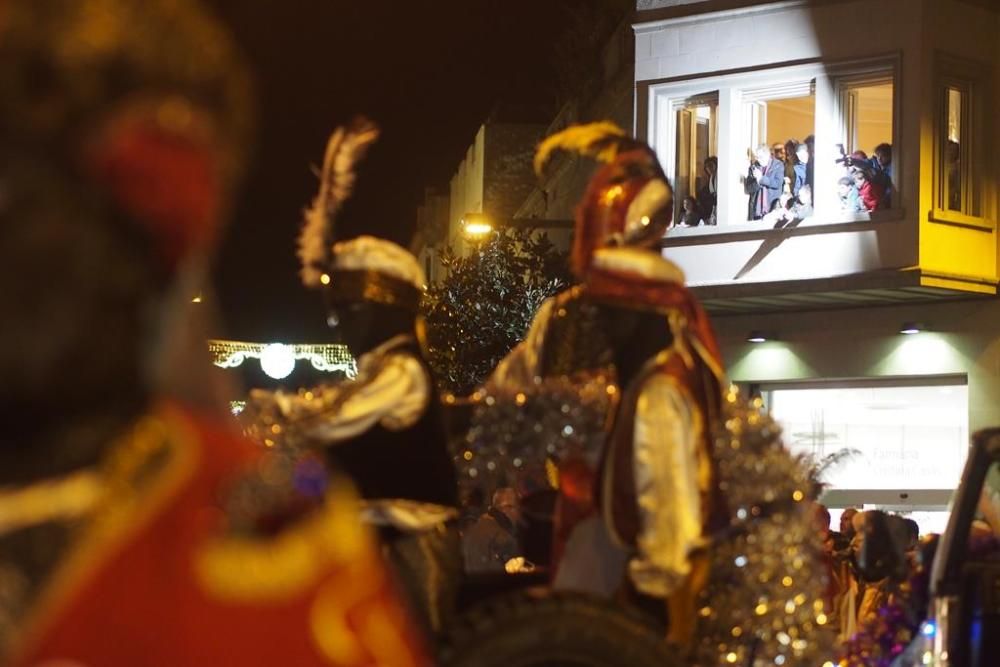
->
[744,139,813,223]
[836,142,893,214]
[741,137,894,223]
[669,137,895,230]
[815,505,920,639]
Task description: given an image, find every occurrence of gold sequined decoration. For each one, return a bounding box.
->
[462,371,615,489]
[694,386,836,666]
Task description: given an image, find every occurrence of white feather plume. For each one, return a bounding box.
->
[298,117,380,287]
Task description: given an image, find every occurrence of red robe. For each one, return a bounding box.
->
[9,401,428,667]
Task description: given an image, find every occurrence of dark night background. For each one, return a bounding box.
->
[205,1,599,344]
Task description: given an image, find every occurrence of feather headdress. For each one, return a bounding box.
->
[532,121,629,177]
[298,116,380,288]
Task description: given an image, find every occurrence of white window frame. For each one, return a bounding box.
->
[647,58,901,236]
[930,53,992,230]
[666,92,719,222]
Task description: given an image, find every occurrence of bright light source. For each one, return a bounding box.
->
[260,343,296,380]
[191,294,202,303]
[462,212,493,237]
[464,222,493,235]
[747,330,774,343]
[899,322,925,335]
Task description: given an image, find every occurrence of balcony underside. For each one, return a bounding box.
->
[695,268,998,315]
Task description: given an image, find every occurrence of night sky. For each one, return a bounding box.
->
[206,1,590,343]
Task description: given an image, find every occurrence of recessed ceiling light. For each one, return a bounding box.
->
[747,330,775,343]
[899,322,925,335]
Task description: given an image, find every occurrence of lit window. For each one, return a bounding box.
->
[939,83,982,217]
[945,87,964,212]
[741,84,815,222]
[763,380,968,535]
[934,57,987,223]
[834,77,895,216]
[646,60,898,232]
[673,94,718,227]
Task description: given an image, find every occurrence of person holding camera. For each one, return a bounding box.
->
[745,144,784,220]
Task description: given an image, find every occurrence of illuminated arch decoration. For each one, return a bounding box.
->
[207,340,356,380]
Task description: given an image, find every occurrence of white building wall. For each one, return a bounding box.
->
[635,0,1000,292]
[448,126,486,255]
[716,299,1000,434]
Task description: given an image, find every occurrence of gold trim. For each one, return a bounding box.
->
[9,405,201,659]
[0,472,102,536]
[325,270,422,312]
[309,562,420,667]
[194,483,366,602]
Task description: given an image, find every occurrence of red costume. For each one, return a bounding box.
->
[0,1,428,664]
[10,404,425,667]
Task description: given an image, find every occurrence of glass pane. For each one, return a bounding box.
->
[743,93,815,222]
[835,81,894,216]
[767,384,969,491]
[946,87,963,212]
[673,101,717,228]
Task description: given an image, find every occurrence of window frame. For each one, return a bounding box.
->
[670,92,719,222]
[930,53,992,230]
[647,58,901,237]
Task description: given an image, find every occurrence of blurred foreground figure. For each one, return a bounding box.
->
[246,121,460,637]
[0,1,426,664]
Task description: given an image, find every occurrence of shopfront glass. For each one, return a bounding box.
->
[763,380,969,535]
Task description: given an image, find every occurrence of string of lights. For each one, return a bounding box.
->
[207,340,356,380]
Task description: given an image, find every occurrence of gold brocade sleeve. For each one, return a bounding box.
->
[627,374,707,598]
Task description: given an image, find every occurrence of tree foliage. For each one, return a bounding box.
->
[422,228,572,396]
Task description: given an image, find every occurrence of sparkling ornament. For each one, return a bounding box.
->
[461,372,613,490]
[694,386,836,667]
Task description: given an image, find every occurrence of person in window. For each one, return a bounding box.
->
[696,156,718,225]
[838,176,864,214]
[761,184,812,227]
[772,142,787,163]
[679,196,703,226]
[853,166,885,212]
[946,140,961,210]
[804,134,816,191]
[869,143,894,208]
[793,142,810,196]
[784,138,799,188]
[792,184,814,220]
[745,144,784,220]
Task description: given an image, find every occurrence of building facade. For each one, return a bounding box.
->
[634,0,1000,530]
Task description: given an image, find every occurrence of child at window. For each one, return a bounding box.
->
[679,196,702,226]
[838,176,863,214]
[853,168,885,212]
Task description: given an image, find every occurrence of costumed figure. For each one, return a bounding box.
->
[469,124,835,665]
[245,121,461,638]
[479,122,674,577]
[0,2,427,665]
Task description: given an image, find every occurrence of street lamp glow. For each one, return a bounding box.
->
[260,343,296,380]
[462,213,493,237]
